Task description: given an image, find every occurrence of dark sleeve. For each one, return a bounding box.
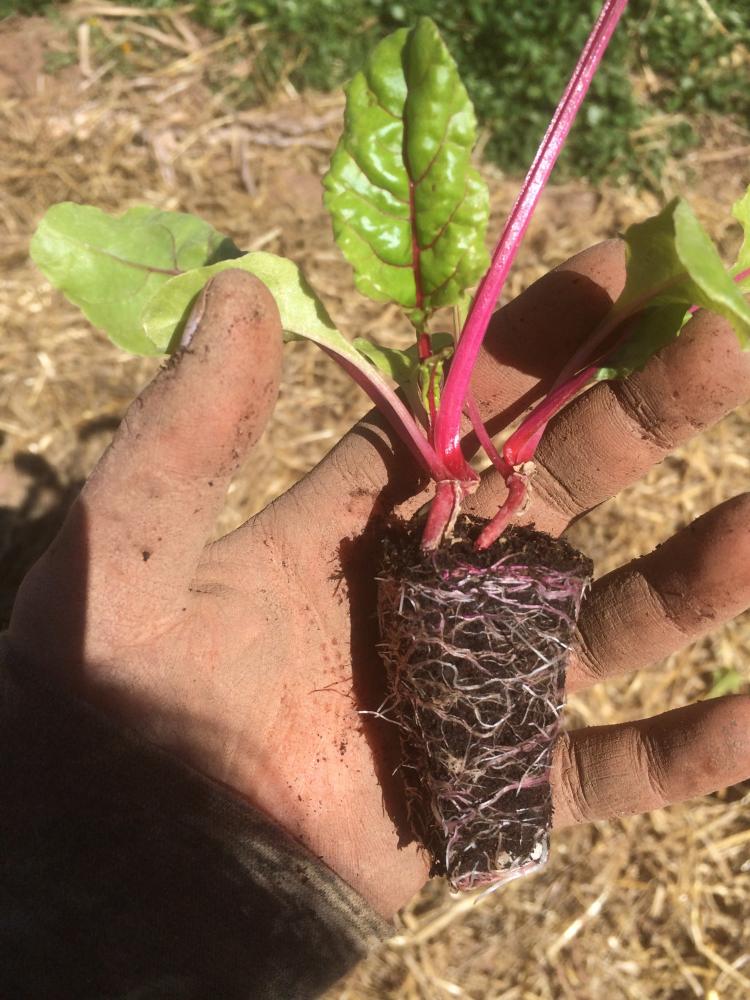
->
[0,644,390,1000]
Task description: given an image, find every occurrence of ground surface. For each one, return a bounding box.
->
[2,5,750,998]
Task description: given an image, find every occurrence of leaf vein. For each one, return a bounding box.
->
[343,144,410,206]
[337,184,409,223]
[340,221,414,271]
[363,77,402,122]
[77,241,182,277]
[425,253,467,302]
[413,109,462,187]
[420,195,465,253]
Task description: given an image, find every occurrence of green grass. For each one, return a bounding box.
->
[0,0,51,14]
[190,0,750,185]
[4,0,749,186]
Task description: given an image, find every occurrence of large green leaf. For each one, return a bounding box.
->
[142,252,437,473]
[30,203,241,354]
[323,17,489,329]
[597,198,750,380]
[731,187,750,291]
[142,251,366,369]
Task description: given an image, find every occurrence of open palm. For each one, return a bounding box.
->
[9,242,750,918]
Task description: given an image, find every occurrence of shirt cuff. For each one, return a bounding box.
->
[0,642,390,999]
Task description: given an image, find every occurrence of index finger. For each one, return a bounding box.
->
[469,301,750,533]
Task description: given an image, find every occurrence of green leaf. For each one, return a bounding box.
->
[353,339,418,386]
[596,303,688,382]
[597,198,750,380]
[142,251,444,481]
[353,331,453,387]
[417,342,453,414]
[323,17,489,328]
[141,251,366,368]
[30,203,241,355]
[731,187,750,290]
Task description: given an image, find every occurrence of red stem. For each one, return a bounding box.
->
[320,346,449,482]
[503,365,597,466]
[471,366,597,552]
[432,0,628,479]
[421,480,464,549]
[484,260,747,540]
[551,250,750,396]
[475,473,528,550]
[466,390,512,478]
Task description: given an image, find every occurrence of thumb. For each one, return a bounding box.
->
[66,269,282,610]
[171,268,284,474]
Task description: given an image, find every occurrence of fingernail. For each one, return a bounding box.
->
[180,279,215,349]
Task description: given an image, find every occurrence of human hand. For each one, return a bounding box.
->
[8,245,750,918]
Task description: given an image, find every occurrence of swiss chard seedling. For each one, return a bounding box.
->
[30,0,750,892]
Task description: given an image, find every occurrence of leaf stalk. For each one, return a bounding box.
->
[432,0,629,485]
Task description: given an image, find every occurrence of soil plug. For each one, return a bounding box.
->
[379,520,592,890]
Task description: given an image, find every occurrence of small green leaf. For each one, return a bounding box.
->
[596,303,688,381]
[417,343,453,413]
[731,187,750,290]
[597,198,750,380]
[323,17,489,328]
[353,339,418,386]
[353,331,453,387]
[30,203,240,355]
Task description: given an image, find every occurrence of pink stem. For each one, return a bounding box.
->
[556,253,750,392]
[320,347,449,482]
[433,0,629,478]
[475,473,528,550]
[504,365,597,466]
[485,257,748,544]
[466,391,513,478]
[471,366,597,552]
[421,480,464,549]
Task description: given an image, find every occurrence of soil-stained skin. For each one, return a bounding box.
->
[378,516,592,891]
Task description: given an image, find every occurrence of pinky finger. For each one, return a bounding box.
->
[551,696,750,829]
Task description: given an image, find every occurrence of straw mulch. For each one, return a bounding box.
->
[2,5,749,997]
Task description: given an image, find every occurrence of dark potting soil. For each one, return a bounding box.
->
[377,516,593,892]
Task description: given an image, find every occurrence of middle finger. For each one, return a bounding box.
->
[567,492,750,693]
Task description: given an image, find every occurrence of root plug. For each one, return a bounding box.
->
[378,519,592,891]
